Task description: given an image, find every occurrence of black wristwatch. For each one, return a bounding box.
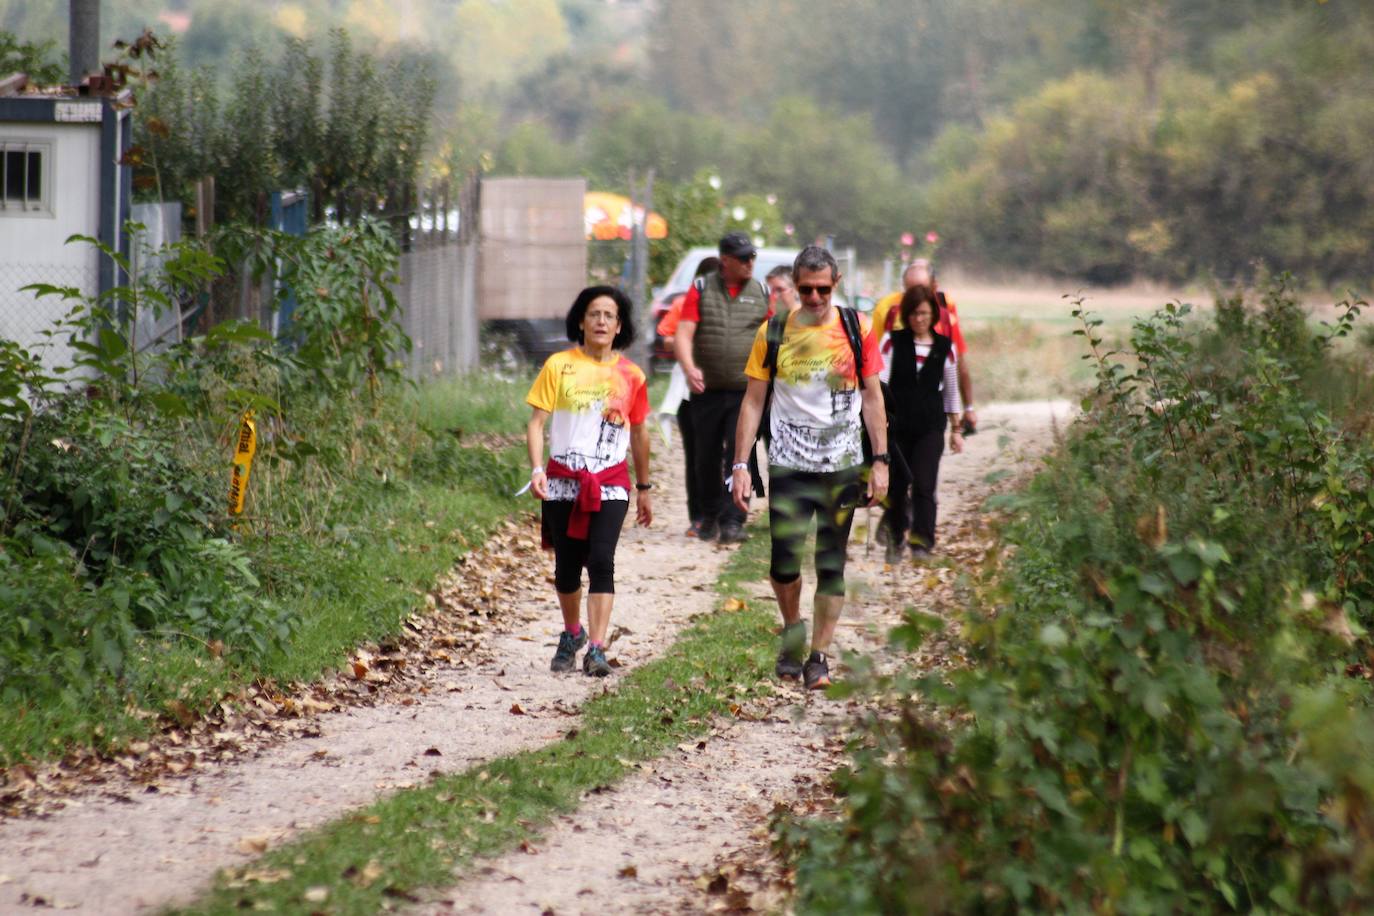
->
[870,453,891,465]
[635,482,654,491]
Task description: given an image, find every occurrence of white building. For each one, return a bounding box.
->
[0,74,132,366]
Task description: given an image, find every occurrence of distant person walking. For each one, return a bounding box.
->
[732,246,889,689]
[878,285,963,562]
[656,257,720,533]
[674,232,773,544]
[872,259,977,432]
[765,264,800,314]
[526,287,653,677]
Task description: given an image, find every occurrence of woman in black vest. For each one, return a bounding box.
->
[880,285,964,561]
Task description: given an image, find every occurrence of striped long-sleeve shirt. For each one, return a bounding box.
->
[877,335,964,415]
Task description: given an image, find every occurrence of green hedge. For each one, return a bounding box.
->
[786,282,1374,913]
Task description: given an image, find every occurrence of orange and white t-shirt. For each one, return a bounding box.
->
[526,348,650,501]
[743,310,882,473]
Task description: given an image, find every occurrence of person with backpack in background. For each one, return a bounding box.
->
[877,284,963,563]
[731,246,889,690]
[674,232,773,544]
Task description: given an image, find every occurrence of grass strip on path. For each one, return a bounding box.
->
[174,526,775,915]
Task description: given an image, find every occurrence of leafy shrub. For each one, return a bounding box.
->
[785,282,1374,913]
[1,219,413,712]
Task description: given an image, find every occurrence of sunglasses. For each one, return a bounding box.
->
[798,285,833,297]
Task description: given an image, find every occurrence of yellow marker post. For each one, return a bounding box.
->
[228,410,257,520]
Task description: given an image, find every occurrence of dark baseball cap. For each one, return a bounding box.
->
[718,231,757,259]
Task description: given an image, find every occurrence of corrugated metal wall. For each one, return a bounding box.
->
[478,177,587,321]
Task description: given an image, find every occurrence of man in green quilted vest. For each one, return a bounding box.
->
[673,232,773,543]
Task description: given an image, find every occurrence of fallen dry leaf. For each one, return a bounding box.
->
[618,864,638,879]
[237,834,271,855]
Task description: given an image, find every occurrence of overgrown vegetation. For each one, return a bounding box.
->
[133,29,436,228]
[0,224,524,764]
[786,281,1374,913]
[13,2,1370,281]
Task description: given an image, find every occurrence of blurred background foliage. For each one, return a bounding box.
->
[3,0,1372,285]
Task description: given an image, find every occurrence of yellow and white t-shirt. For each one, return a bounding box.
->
[743,310,882,473]
[527,348,649,501]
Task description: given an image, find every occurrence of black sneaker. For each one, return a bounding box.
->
[884,541,903,565]
[910,545,933,562]
[582,643,612,677]
[803,651,832,690]
[550,629,587,672]
[688,519,718,540]
[775,621,806,680]
[717,523,748,544]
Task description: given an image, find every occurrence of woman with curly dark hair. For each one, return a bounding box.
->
[525,286,653,676]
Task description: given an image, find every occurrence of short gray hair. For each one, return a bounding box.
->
[765,264,793,286]
[792,245,839,283]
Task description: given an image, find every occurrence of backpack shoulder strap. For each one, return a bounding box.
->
[763,312,788,379]
[837,306,865,379]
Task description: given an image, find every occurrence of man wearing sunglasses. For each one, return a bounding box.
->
[731,246,889,690]
[674,231,773,544]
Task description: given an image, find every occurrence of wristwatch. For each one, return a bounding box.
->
[635,482,654,491]
[870,453,891,465]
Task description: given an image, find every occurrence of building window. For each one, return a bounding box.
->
[1,141,51,214]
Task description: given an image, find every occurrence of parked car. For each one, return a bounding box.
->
[648,246,858,372]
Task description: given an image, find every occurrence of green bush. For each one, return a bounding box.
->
[0,219,420,719]
[785,282,1374,913]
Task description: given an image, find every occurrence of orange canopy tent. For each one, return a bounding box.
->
[585,191,668,241]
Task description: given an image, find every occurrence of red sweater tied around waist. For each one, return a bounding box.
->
[544,458,631,541]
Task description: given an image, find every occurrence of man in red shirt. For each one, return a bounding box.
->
[674,232,772,543]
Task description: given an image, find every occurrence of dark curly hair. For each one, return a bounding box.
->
[565,285,636,350]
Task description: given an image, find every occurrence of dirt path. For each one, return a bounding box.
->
[0,402,1068,914]
[411,400,1072,915]
[0,427,726,914]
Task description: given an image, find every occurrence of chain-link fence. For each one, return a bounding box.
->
[0,260,99,368]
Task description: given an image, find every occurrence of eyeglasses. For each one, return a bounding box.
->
[798,285,833,297]
[727,253,756,262]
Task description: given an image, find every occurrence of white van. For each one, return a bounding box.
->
[648,246,861,371]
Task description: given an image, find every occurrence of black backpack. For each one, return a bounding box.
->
[760,306,873,464]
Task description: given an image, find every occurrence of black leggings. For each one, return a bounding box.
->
[768,467,861,597]
[542,499,629,594]
[887,425,944,549]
